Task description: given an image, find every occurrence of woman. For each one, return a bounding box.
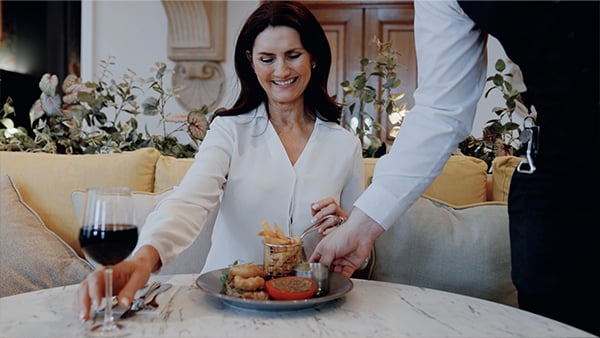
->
[76,0,364,321]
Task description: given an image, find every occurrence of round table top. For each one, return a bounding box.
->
[0,274,593,337]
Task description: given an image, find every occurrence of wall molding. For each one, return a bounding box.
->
[162,0,227,111]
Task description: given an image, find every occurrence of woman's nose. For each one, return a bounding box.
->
[274,60,291,76]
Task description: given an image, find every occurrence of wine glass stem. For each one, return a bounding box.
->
[103,267,116,331]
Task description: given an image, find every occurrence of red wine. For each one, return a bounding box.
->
[79,225,138,266]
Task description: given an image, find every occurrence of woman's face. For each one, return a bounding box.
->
[250,26,313,107]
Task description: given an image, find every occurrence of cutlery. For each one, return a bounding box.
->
[120,283,172,319]
[299,215,340,262]
[95,296,118,313]
[299,215,339,239]
[96,281,159,313]
[118,281,161,317]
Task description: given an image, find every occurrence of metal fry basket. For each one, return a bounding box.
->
[263,241,303,277]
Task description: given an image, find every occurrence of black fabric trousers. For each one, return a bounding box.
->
[509,155,599,336]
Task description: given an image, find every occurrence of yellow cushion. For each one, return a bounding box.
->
[422,156,489,206]
[362,158,377,188]
[0,148,160,256]
[491,156,520,202]
[154,156,195,192]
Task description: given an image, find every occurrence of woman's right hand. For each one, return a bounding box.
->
[310,197,348,235]
[74,245,160,322]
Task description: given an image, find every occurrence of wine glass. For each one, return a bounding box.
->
[78,187,138,337]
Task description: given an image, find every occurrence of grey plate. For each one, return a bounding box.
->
[195,268,353,311]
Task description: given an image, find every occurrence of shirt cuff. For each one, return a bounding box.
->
[354,183,411,231]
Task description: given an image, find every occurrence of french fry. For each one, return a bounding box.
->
[265,237,290,245]
[273,222,286,239]
[260,221,277,238]
[259,221,303,276]
[258,221,301,245]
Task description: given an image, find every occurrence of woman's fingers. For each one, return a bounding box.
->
[315,215,345,234]
[310,197,348,235]
[311,198,339,221]
[75,279,93,322]
[75,267,105,322]
[311,197,336,214]
[87,267,106,309]
[116,266,151,308]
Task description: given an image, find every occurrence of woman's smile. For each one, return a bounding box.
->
[273,78,297,86]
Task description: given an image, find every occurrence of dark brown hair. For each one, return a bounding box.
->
[216,0,341,123]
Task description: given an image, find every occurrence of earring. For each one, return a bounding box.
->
[312,63,316,69]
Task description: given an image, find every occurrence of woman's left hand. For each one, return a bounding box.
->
[310,197,348,235]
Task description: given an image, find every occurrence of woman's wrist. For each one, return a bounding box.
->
[132,245,162,273]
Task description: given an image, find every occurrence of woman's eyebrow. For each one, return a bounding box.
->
[255,48,305,55]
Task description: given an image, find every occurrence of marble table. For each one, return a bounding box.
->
[0,274,593,337]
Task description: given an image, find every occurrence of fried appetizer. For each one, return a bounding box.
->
[222,262,269,300]
[233,275,265,291]
[229,263,268,279]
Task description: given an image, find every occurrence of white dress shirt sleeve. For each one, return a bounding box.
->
[354,0,488,230]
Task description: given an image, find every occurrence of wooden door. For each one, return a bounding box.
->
[302,0,416,142]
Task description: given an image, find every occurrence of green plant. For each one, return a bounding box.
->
[340,37,408,157]
[458,58,527,169]
[0,57,209,158]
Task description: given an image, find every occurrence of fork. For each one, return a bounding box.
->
[299,215,339,239]
[120,283,172,319]
[299,215,341,261]
[117,281,161,317]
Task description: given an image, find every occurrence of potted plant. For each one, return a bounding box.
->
[458,58,529,169]
[339,37,408,158]
[0,57,209,158]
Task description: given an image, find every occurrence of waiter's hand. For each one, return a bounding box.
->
[309,208,384,277]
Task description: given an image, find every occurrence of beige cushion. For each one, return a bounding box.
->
[0,175,94,297]
[422,155,489,206]
[0,148,161,256]
[372,197,517,307]
[72,189,213,274]
[154,156,195,193]
[491,156,520,202]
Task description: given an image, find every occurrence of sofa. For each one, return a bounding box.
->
[0,148,521,307]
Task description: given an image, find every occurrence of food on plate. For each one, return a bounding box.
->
[259,221,303,276]
[221,262,269,300]
[265,276,317,300]
[257,221,301,245]
[233,275,265,291]
[220,261,318,301]
[229,262,268,279]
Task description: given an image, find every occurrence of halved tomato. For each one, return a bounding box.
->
[265,276,317,300]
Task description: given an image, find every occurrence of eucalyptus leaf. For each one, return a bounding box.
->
[459,58,527,169]
[0,57,210,157]
[338,37,406,157]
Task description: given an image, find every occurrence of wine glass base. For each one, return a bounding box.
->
[85,322,132,337]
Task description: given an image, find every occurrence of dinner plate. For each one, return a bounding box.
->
[195,268,353,311]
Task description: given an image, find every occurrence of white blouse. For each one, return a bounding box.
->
[138,103,365,273]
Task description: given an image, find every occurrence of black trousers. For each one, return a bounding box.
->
[509,155,599,336]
